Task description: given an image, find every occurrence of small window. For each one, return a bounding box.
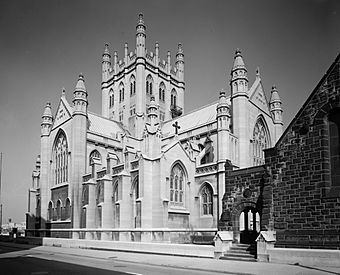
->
[201,184,213,215]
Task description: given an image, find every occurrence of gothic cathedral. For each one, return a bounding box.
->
[27,14,283,243]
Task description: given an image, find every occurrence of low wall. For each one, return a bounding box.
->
[42,237,215,258]
[269,248,340,267]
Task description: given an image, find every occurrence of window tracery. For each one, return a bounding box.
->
[53,131,68,185]
[201,184,213,215]
[252,118,270,165]
[170,163,185,206]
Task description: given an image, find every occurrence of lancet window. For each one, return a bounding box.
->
[252,118,270,165]
[201,184,213,215]
[170,163,185,206]
[53,131,68,185]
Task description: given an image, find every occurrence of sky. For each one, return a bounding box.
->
[0,0,339,223]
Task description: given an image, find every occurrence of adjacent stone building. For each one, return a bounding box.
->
[221,53,340,249]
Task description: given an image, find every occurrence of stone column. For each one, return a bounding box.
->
[85,179,96,240]
[101,175,114,240]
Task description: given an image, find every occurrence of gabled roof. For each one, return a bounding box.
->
[248,77,270,115]
[52,96,73,130]
[162,98,230,137]
[274,52,340,147]
[87,112,124,139]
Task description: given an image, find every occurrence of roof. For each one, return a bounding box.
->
[162,98,230,137]
[87,112,124,139]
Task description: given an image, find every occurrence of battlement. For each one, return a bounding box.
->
[108,46,180,81]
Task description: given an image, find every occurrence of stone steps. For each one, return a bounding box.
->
[220,243,257,262]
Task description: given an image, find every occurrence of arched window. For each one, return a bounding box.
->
[113,182,119,203]
[130,75,136,96]
[252,117,270,165]
[146,75,153,95]
[170,163,185,206]
[119,82,124,102]
[65,198,71,220]
[56,200,62,220]
[89,150,101,166]
[132,177,141,228]
[171,89,177,107]
[201,184,213,215]
[109,89,114,108]
[36,198,41,218]
[328,108,340,189]
[159,82,165,102]
[53,131,68,185]
[48,201,53,221]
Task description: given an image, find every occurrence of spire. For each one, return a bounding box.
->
[41,102,53,136]
[232,48,246,71]
[217,89,230,114]
[42,102,52,118]
[75,73,86,93]
[73,73,88,115]
[270,85,281,103]
[256,67,260,79]
[61,88,66,98]
[270,85,283,126]
[147,96,158,126]
[136,13,146,35]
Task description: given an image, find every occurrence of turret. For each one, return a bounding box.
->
[102,43,111,82]
[176,43,184,81]
[71,74,89,237]
[113,51,118,74]
[136,13,146,57]
[147,96,159,126]
[230,49,248,97]
[216,89,230,131]
[167,51,171,74]
[230,49,249,168]
[270,85,283,141]
[41,102,53,137]
[155,42,159,64]
[73,74,88,116]
[124,42,128,64]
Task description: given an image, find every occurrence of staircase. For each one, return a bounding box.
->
[220,243,257,262]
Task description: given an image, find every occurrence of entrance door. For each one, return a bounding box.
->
[239,207,260,244]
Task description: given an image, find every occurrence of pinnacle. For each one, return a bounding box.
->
[75,73,86,92]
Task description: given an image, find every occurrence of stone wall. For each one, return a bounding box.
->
[265,54,340,249]
[220,161,272,242]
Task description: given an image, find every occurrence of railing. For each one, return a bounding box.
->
[97,168,107,179]
[112,163,124,175]
[131,159,139,171]
[195,163,217,175]
[83,173,92,182]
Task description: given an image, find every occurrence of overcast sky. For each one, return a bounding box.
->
[0,0,339,223]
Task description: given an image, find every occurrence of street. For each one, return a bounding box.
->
[0,243,231,275]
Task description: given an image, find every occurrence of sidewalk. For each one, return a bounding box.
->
[1,241,339,275]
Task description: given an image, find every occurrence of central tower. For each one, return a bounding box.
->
[100,13,185,138]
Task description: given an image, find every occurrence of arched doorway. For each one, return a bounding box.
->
[239,206,260,244]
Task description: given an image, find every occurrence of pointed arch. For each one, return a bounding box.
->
[159,82,165,102]
[56,199,62,220]
[89,149,101,166]
[199,182,213,215]
[252,115,271,165]
[146,74,153,95]
[65,198,71,220]
[48,201,54,221]
[119,82,124,102]
[129,75,136,96]
[169,161,187,206]
[171,88,177,107]
[52,129,69,185]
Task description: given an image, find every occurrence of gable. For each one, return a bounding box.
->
[275,53,340,148]
[52,97,73,130]
[249,79,270,115]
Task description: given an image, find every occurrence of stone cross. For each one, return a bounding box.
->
[172,121,181,135]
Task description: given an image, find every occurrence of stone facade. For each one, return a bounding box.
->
[222,53,340,249]
[27,14,283,243]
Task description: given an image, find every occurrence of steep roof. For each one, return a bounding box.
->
[162,98,230,137]
[87,112,124,139]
